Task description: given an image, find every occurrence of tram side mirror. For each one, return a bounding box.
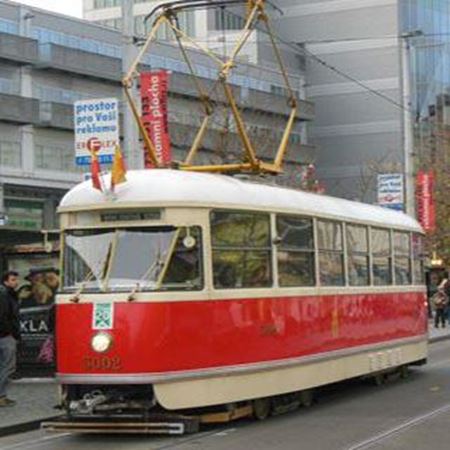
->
[183,235,196,249]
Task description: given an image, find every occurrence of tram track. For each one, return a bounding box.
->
[346,402,450,450]
[0,426,235,450]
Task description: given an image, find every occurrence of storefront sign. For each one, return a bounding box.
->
[4,199,43,231]
[74,98,119,166]
[416,170,436,232]
[140,71,171,167]
[377,174,404,211]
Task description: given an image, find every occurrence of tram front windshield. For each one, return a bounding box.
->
[63,226,202,292]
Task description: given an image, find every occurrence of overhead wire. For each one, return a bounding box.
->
[222,7,413,113]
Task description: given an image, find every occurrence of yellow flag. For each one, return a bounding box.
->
[111,146,127,190]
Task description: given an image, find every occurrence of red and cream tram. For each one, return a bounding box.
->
[53,169,427,432]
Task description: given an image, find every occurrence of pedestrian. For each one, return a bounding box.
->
[0,270,20,407]
[432,278,449,328]
[442,276,450,324]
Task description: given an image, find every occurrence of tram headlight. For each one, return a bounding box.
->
[91,332,113,353]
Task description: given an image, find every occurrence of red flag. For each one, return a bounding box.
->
[91,152,102,191]
[111,146,127,191]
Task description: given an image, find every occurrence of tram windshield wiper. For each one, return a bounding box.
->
[127,229,181,300]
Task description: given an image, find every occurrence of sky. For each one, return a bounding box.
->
[13,0,83,18]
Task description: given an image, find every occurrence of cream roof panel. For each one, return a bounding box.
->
[59,170,422,232]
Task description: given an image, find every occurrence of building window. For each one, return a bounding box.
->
[35,145,79,172]
[346,224,369,286]
[276,215,315,287]
[211,211,272,289]
[317,220,344,286]
[371,228,392,286]
[214,9,246,30]
[93,0,121,9]
[0,141,21,168]
[99,18,122,30]
[394,231,411,285]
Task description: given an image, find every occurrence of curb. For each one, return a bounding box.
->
[0,415,61,438]
[12,378,56,385]
[429,334,450,344]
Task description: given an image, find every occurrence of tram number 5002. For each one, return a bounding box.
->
[83,356,122,371]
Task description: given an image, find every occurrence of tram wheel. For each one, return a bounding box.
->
[373,373,386,386]
[252,398,272,421]
[300,389,314,407]
[399,365,410,379]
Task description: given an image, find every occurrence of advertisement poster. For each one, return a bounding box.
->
[416,170,436,233]
[7,254,59,375]
[74,97,119,166]
[377,174,404,212]
[140,71,171,167]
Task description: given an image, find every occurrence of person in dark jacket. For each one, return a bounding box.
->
[0,270,20,407]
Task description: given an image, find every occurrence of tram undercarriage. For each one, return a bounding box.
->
[42,355,427,435]
[41,383,317,435]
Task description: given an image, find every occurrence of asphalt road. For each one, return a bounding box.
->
[2,340,450,450]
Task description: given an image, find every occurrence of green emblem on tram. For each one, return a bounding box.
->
[93,303,114,330]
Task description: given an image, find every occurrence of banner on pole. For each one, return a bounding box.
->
[416,170,436,233]
[140,71,171,168]
[377,174,404,212]
[74,98,119,166]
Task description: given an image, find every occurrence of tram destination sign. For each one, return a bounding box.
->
[74,98,119,166]
[100,210,162,222]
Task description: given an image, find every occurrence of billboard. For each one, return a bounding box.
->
[74,98,119,166]
[416,170,436,233]
[377,174,404,211]
[140,71,171,168]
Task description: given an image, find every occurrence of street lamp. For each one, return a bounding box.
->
[400,29,423,217]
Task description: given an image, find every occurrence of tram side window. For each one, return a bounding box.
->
[276,215,315,287]
[211,211,272,289]
[394,231,411,285]
[317,220,344,286]
[412,233,425,284]
[162,227,203,290]
[346,224,369,286]
[371,228,392,285]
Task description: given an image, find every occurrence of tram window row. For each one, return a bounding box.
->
[210,210,425,290]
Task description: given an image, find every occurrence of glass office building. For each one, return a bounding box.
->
[401,0,450,120]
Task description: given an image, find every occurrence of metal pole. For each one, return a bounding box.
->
[122,0,143,170]
[401,35,416,217]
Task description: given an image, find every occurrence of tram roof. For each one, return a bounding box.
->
[60,170,422,232]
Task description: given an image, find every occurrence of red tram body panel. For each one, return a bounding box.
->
[57,292,427,375]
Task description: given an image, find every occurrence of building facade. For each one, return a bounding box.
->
[273,0,405,204]
[274,0,450,208]
[0,0,314,267]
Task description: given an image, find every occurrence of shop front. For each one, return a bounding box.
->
[0,186,62,377]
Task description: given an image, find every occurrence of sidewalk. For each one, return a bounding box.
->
[0,379,60,437]
[428,318,450,342]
